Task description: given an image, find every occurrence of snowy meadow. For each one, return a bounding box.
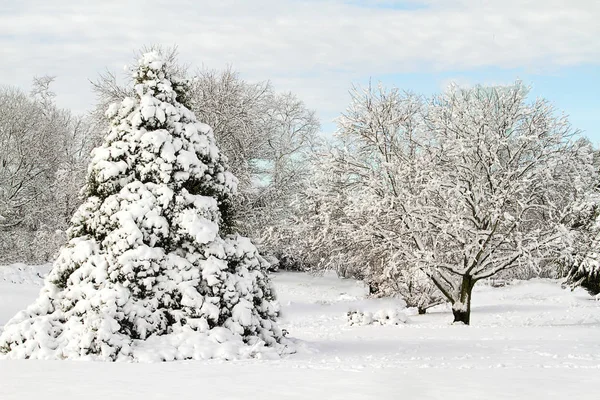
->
[1,46,599,399]
[1,265,599,399]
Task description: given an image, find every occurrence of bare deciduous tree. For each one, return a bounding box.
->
[0,79,97,263]
[291,82,594,323]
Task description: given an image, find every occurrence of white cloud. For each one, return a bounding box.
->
[1,0,598,123]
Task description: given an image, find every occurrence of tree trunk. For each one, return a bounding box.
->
[452,307,470,324]
[368,281,380,296]
[452,275,475,325]
[417,307,427,315]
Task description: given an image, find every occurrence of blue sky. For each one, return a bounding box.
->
[323,64,600,143]
[0,0,598,143]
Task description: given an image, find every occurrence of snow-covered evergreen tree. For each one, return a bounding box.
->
[91,61,319,268]
[562,193,600,295]
[0,51,292,361]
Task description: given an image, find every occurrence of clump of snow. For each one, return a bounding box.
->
[347,309,408,326]
[0,52,291,362]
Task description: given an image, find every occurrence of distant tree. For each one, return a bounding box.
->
[0,84,60,231]
[278,85,444,312]
[0,78,97,264]
[188,68,319,261]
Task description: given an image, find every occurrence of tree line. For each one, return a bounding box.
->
[1,48,598,325]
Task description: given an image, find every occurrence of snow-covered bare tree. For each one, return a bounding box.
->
[0,51,292,361]
[0,76,93,263]
[188,69,319,261]
[187,67,272,189]
[52,115,100,224]
[0,84,61,232]
[0,77,97,264]
[293,82,593,322]
[399,83,593,324]
[278,85,444,312]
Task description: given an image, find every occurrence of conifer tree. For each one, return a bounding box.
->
[0,51,292,361]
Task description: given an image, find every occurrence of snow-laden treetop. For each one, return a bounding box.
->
[90,51,236,200]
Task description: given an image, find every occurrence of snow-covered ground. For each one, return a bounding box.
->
[1,265,599,399]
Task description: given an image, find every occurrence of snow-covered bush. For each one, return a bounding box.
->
[0,51,293,361]
[347,309,408,326]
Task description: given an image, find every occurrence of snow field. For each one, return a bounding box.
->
[1,265,599,399]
